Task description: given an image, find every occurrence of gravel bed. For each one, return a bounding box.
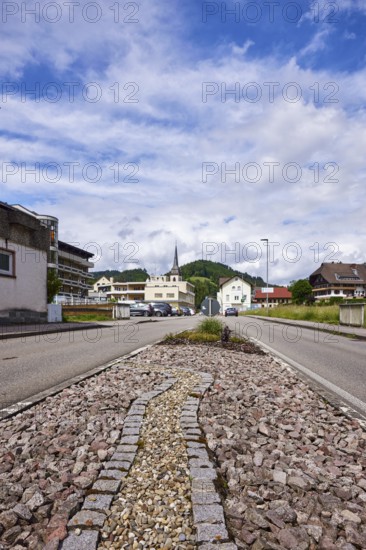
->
[98,367,201,549]
[1,342,365,550]
[0,365,165,549]
[137,345,366,550]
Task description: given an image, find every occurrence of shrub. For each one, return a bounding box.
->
[196,317,223,336]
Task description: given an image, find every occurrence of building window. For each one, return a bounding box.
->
[234,295,239,301]
[226,295,230,301]
[154,293,163,298]
[167,293,174,298]
[0,249,15,276]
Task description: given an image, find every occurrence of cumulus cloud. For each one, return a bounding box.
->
[1,0,366,284]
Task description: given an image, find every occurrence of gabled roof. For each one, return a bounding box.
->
[309,263,366,285]
[219,275,252,288]
[255,287,292,299]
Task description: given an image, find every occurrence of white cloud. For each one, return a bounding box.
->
[1,0,366,284]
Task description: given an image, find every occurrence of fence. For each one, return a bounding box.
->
[62,303,130,320]
[339,303,365,327]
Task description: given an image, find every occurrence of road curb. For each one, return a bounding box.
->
[0,323,109,341]
[248,336,366,426]
[0,326,195,422]
[244,315,366,341]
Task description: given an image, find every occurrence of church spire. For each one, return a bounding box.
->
[170,243,181,277]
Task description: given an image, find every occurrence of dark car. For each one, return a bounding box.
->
[129,302,154,316]
[152,304,168,317]
[150,302,172,316]
[225,307,238,317]
[180,306,191,316]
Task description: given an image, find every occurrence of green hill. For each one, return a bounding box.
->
[180,260,266,287]
[90,268,149,282]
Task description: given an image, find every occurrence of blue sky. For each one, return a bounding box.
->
[1,0,366,283]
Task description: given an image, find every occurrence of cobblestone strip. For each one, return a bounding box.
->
[61,376,177,550]
[182,372,238,550]
[97,368,202,549]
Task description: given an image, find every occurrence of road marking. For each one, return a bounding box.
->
[251,337,366,421]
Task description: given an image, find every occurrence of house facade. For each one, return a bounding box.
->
[107,280,146,302]
[309,262,366,300]
[253,287,292,307]
[217,276,252,312]
[0,202,49,323]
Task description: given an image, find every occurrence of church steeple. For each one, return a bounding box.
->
[170,244,182,280]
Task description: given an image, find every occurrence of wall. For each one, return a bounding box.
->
[0,240,48,320]
[0,205,49,323]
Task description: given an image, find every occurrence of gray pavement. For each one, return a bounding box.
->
[0,317,198,409]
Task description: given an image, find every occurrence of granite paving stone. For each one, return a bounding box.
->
[196,522,229,543]
[193,504,226,524]
[68,510,106,528]
[61,529,100,550]
[91,479,121,493]
[98,469,127,480]
[82,494,114,512]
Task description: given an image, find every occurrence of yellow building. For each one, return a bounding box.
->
[144,246,195,308]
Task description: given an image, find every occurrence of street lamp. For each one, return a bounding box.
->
[260,238,269,315]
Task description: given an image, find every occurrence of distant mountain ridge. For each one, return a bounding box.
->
[90,261,266,287]
[179,260,266,287]
[90,268,149,282]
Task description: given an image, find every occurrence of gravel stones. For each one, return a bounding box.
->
[2,340,365,549]
[0,364,164,547]
[98,367,201,549]
[145,343,366,550]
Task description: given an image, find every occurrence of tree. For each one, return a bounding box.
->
[187,276,218,309]
[47,269,62,303]
[289,279,313,304]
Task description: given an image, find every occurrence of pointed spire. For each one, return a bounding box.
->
[170,243,181,276]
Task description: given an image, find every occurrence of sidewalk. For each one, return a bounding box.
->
[245,314,366,340]
[0,322,109,340]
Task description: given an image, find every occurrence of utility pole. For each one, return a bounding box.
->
[261,238,269,314]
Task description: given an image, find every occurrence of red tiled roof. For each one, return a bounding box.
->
[255,287,292,299]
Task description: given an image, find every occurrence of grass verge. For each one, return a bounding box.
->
[241,305,340,325]
[63,314,111,322]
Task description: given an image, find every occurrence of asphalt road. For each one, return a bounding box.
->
[225,316,366,418]
[2,315,366,420]
[0,317,199,408]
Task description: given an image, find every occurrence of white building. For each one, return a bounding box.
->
[0,202,49,323]
[217,276,252,313]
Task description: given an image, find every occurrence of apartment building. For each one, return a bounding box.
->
[0,202,49,323]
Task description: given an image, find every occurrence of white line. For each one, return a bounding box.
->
[251,337,366,420]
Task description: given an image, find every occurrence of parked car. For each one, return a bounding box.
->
[171,306,183,316]
[180,306,191,316]
[150,302,172,316]
[225,307,238,317]
[129,302,154,316]
[152,304,168,317]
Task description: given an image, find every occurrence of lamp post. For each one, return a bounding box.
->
[260,238,269,315]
